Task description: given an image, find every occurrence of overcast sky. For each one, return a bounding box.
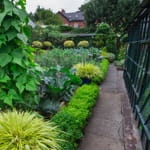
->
[26,0,86,13]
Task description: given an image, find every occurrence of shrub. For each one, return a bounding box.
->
[43,41,53,49]
[99,59,110,78]
[93,59,109,84]
[59,25,74,32]
[77,40,89,48]
[114,59,125,69]
[101,51,116,62]
[0,110,62,150]
[64,40,75,48]
[94,22,117,54]
[51,84,99,150]
[117,47,126,60]
[32,41,43,48]
[74,63,102,80]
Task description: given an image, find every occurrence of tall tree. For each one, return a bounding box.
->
[81,0,140,33]
[29,6,62,25]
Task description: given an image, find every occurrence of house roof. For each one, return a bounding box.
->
[59,11,85,22]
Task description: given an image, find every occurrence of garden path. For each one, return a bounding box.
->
[78,65,142,150]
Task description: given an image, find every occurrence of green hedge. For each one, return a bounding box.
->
[100,59,110,78]
[51,84,99,150]
[93,59,110,84]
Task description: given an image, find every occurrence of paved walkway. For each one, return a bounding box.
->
[78,65,142,150]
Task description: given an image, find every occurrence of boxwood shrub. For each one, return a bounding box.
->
[51,84,99,150]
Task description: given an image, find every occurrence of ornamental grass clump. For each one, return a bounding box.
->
[0,110,62,150]
[74,63,102,80]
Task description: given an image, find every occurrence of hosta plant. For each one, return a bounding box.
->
[0,110,62,150]
[74,63,102,80]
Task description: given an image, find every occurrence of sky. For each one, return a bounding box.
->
[26,0,86,13]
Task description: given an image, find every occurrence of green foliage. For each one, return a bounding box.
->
[0,110,62,150]
[36,48,101,69]
[117,46,126,60]
[0,0,40,108]
[64,40,75,48]
[114,59,125,69]
[81,0,140,33]
[94,23,117,54]
[32,41,43,48]
[74,63,102,80]
[99,59,110,78]
[29,6,62,25]
[51,84,99,150]
[77,40,89,48]
[39,65,81,115]
[92,59,109,84]
[59,25,74,32]
[29,25,67,47]
[101,51,116,62]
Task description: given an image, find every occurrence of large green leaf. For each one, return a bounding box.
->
[11,49,24,58]
[6,30,17,41]
[0,12,6,25]
[12,57,24,67]
[13,7,27,21]
[17,33,28,43]
[0,35,6,47]
[3,18,11,31]
[16,82,25,94]
[4,95,13,106]
[4,0,13,13]
[0,74,10,83]
[11,19,20,31]
[25,80,37,91]
[0,53,12,67]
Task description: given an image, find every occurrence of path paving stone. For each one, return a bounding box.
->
[78,65,142,150]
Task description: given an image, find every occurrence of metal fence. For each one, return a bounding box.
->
[124,2,150,150]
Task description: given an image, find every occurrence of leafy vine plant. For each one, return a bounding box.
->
[0,0,40,109]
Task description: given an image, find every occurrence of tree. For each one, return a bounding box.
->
[80,0,140,33]
[29,6,62,25]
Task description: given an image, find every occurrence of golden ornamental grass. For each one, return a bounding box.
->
[0,110,62,150]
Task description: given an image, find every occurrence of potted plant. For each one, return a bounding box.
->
[74,63,101,84]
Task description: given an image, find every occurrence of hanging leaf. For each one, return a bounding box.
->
[17,33,28,43]
[25,80,37,91]
[0,53,12,67]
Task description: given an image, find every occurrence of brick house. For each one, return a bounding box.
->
[58,9,86,28]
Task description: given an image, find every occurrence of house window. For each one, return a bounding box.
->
[74,23,78,28]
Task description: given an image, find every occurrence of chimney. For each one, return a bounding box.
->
[61,9,65,13]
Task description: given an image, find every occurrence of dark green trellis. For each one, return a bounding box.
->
[124,1,150,150]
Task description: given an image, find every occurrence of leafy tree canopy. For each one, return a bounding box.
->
[29,6,62,25]
[81,0,140,33]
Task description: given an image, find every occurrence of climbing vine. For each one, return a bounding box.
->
[0,0,39,108]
